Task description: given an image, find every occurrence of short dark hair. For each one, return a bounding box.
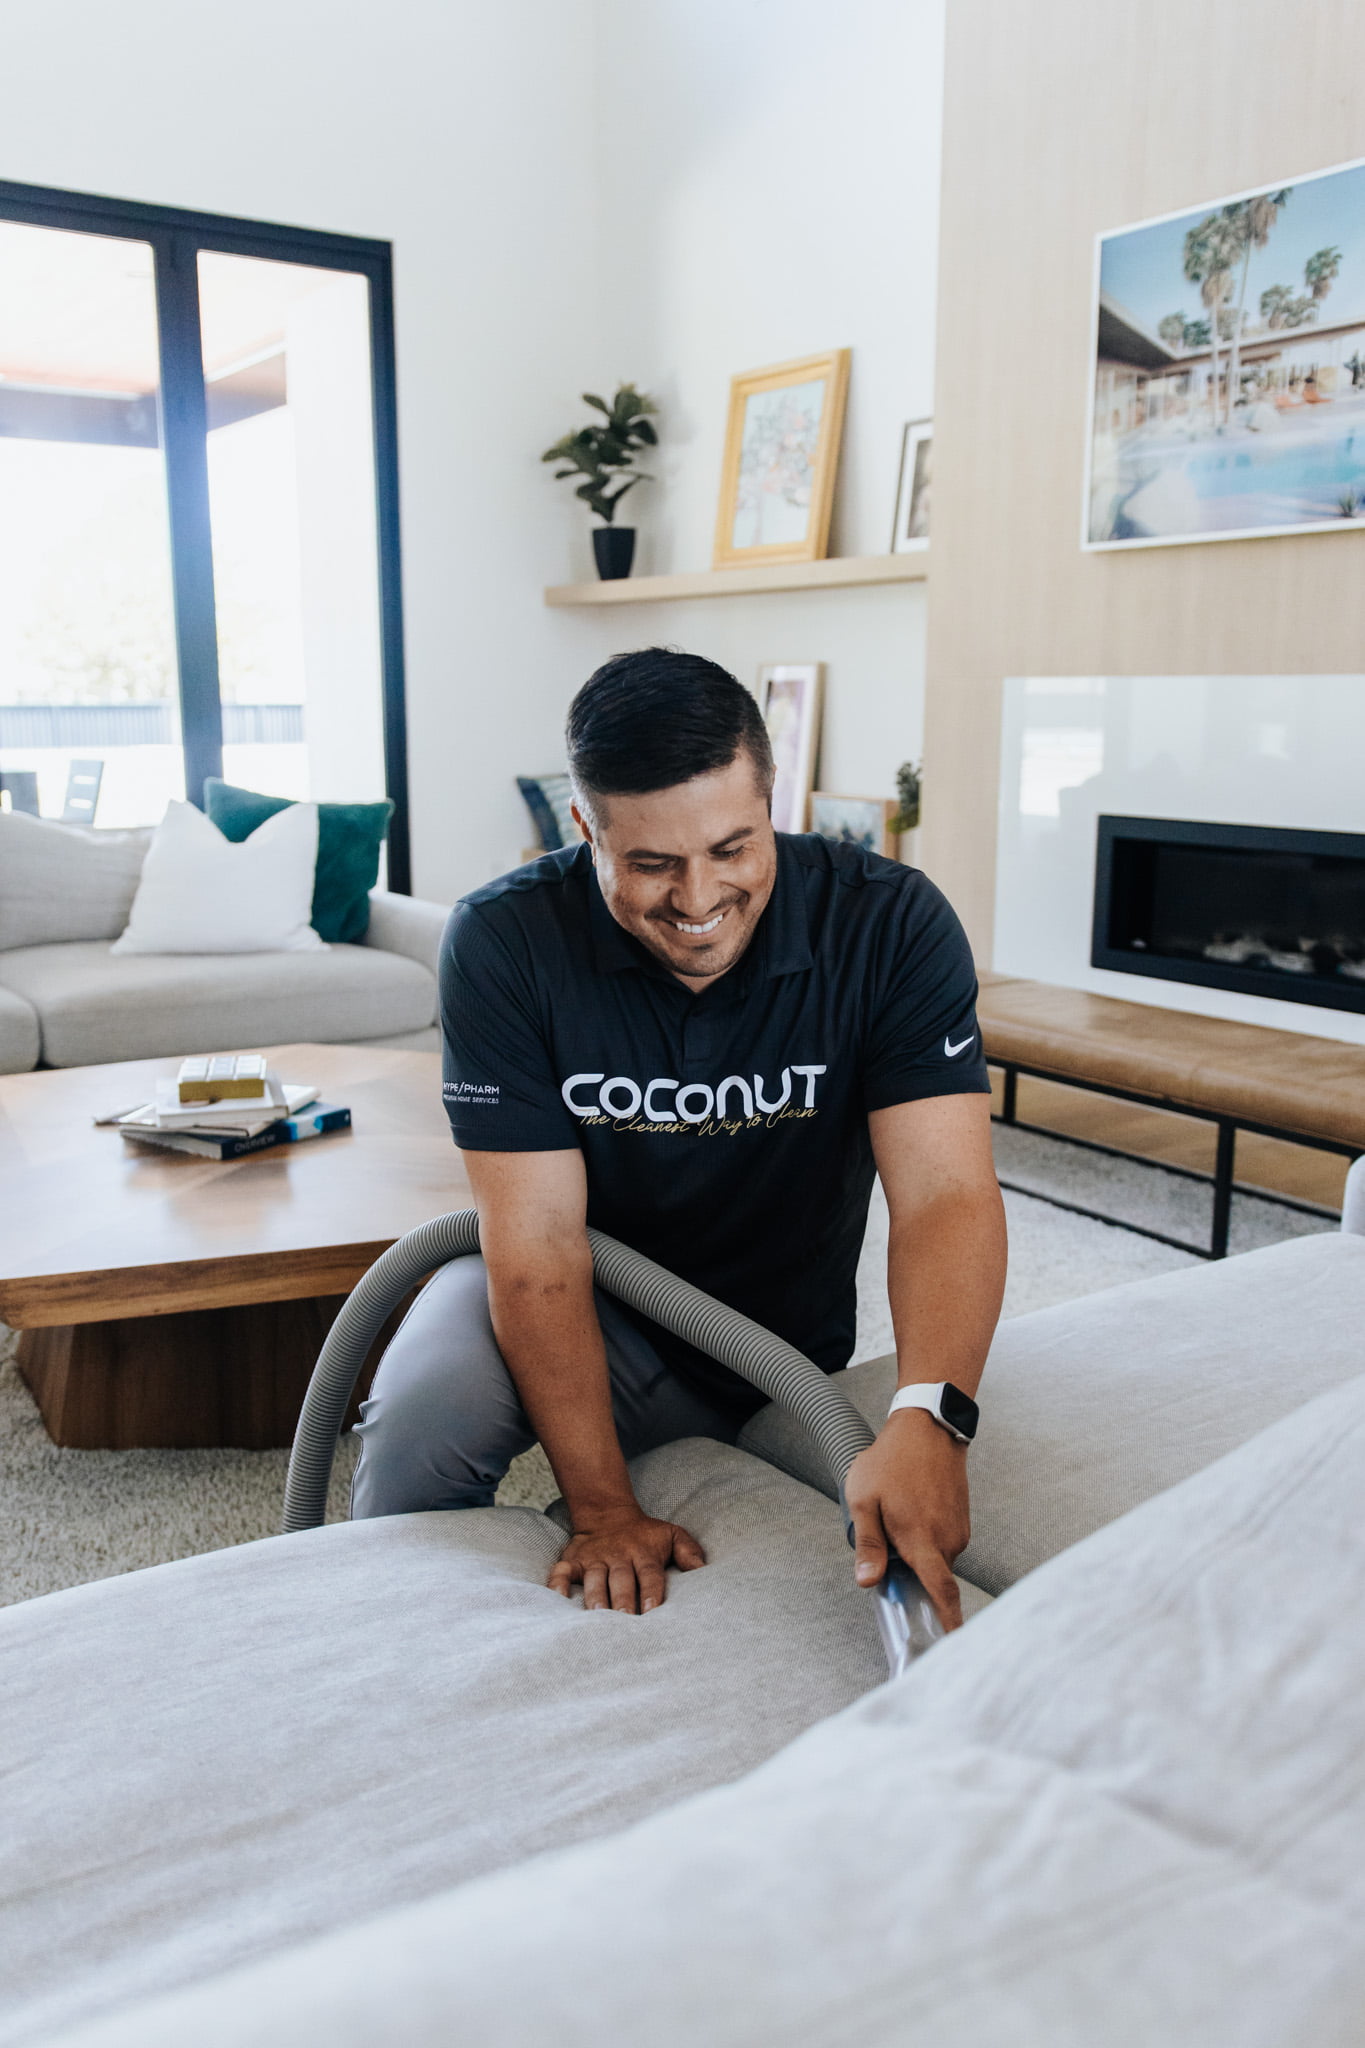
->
[566,648,774,819]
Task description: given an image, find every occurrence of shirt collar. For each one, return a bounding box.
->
[586,833,813,984]
[757,834,816,978]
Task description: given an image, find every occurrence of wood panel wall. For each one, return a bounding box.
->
[922,0,1365,956]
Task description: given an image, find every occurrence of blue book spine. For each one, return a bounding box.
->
[279,1102,352,1141]
[214,1104,351,1160]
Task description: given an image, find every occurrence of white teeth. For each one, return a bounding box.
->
[673,914,723,935]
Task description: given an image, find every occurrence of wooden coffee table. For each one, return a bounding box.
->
[0,1044,470,1449]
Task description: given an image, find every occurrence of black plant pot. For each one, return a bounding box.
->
[592,526,636,580]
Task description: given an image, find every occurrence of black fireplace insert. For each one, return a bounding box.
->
[1092,815,1365,1016]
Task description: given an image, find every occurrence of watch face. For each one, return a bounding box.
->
[940,1382,979,1440]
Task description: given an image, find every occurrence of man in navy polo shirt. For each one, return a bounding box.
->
[352,650,1006,1629]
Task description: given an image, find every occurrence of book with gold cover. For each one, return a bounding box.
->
[177,1053,272,1103]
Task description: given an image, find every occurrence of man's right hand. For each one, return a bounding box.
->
[548,1507,706,1613]
[465,1150,706,1615]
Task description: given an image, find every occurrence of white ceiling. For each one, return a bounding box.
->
[0,222,352,393]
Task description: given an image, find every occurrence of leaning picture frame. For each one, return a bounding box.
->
[714,350,851,568]
[758,663,824,833]
[891,418,932,552]
[809,792,900,857]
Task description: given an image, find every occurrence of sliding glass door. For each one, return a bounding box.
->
[0,221,183,826]
[198,252,388,808]
[0,183,408,887]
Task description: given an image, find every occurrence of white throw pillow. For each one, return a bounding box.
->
[111,800,327,955]
[0,810,153,952]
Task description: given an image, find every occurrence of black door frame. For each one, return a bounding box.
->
[0,180,411,892]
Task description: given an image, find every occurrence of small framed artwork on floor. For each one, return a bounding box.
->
[891,418,932,551]
[809,792,900,857]
[758,663,824,833]
[714,350,851,568]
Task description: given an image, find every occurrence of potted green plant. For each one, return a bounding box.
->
[890,760,922,861]
[542,384,658,579]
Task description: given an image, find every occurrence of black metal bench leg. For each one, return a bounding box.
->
[1002,1066,1018,1125]
[1210,1122,1236,1259]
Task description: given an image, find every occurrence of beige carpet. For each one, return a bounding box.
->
[0,1128,1331,1608]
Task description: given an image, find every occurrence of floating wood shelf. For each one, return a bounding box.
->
[543,550,928,607]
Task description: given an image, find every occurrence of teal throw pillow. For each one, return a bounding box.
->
[517,772,578,851]
[203,780,394,944]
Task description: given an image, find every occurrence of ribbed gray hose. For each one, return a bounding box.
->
[284,1210,876,1534]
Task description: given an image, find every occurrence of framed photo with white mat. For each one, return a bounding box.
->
[891,418,932,552]
[758,663,824,833]
[809,792,899,857]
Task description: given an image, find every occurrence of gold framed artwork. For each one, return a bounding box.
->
[713,350,851,568]
[757,663,824,833]
[809,792,900,857]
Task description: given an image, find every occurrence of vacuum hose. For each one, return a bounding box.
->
[283,1211,943,1672]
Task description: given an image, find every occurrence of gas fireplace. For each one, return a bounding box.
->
[1092,816,1365,1016]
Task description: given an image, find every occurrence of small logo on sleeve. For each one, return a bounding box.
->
[943,1032,975,1058]
[443,1081,501,1105]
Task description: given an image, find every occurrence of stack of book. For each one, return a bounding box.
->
[111,1055,352,1160]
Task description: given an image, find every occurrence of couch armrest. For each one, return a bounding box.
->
[1343,1155,1365,1236]
[361,891,450,980]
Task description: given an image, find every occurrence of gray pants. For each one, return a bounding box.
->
[350,1254,741,1518]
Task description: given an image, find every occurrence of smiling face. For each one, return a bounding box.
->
[574,749,777,986]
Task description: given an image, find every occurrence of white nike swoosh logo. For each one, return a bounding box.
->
[944,1033,974,1057]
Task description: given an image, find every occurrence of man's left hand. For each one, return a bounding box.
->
[843,1408,970,1631]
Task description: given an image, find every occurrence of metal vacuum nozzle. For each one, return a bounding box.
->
[874,1554,946,1678]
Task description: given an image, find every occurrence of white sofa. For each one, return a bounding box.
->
[0,813,447,1068]
[3,1165,1363,2047]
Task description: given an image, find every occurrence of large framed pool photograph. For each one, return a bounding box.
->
[1084,155,1365,549]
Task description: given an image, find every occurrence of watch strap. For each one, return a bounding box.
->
[887,1381,976,1443]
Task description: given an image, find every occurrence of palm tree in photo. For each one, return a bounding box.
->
[1225,188,1290,424]
[1183,209,1244,429]
[1260,282,1296,330]
[1260,251,1336,335]
[1304,245,1342,307]
[1158,312,1187,352]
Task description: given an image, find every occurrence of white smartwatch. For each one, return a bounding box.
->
[887,1381,979,1444]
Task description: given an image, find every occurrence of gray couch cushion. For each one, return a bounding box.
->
[0,812,151,951]
[42,1373,1365,2048]
[0,982,39,1074]
[360,890,449,977]
[0,1437,987,2044]
[0,940,436,1066]
[352,1025,441,1053]
[1344,1154,1365,1235]
[741,1229,1365,1593]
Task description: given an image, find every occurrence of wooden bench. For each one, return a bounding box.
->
[976,974,1365,1257]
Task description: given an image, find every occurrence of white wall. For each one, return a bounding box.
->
[0,0,603,899]
[1,0,945,893]
[558,0,944,809]
[995,674,1365,1044]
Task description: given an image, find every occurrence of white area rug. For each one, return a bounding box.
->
[0,1127,1334,1607]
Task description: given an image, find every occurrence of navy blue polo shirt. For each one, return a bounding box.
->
[440,833,990,1415]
